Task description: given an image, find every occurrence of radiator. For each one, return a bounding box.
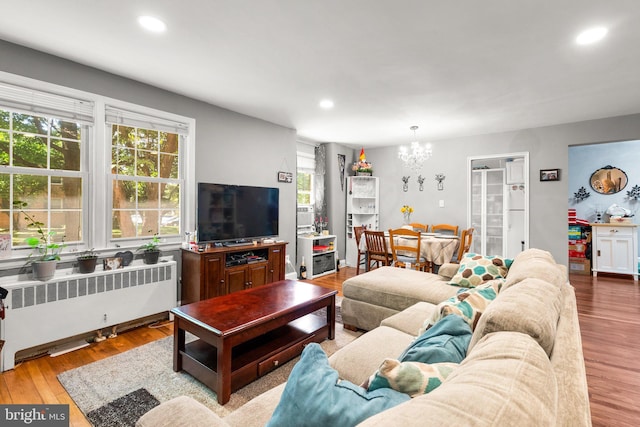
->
[0,259,177,371]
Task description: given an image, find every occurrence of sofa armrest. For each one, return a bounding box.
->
[136,396,229,427]
[438,263,459,280]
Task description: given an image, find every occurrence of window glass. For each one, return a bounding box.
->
[297,172,312,205]
[110,125,181,240]
[0,109,85,248]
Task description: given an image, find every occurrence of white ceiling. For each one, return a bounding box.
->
[1,0,640,148]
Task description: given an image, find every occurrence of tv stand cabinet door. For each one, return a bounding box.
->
[226,266,248,294]
[205,254,226,298]
[268,244,285,283]
[248,263,268,288]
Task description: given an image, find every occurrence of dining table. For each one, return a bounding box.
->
[359,231,460,272]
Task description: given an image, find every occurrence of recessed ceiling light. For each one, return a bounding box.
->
[138,16,167,33]
[319,99,334,110]
[576,27,608,45]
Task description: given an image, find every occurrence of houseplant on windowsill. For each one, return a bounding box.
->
[14,201,65,281]
[137,234,161,265]
[77,248,98,274]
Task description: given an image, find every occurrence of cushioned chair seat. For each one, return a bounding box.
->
[396,254,427,264]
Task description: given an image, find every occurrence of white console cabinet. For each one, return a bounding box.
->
[591,223,638,281]
[297,234,337,279]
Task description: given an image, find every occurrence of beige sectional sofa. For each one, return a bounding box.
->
[137,248,591,427]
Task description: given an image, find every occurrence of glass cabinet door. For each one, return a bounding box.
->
[485,169,505,256]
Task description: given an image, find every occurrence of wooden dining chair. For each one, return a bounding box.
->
[353,226,366,275]
[364,230,392,271]
[409,222,429,232]
[453,227,474,263]
[388,228,429,271]
[432,224,459,236]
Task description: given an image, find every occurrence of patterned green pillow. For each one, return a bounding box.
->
[366,359,458,397]
[448,253,511,288]
[419,279,504,334]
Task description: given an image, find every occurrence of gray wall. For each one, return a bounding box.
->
[0,40,298,259]
[365,115,640,265]
[324,143,356,262]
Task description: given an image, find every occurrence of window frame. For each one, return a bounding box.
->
[0,72,195,266]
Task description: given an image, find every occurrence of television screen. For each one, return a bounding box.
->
[197,183,279,243]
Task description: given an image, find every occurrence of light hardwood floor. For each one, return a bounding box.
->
[0,267,637,426]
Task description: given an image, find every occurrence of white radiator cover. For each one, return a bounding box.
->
[0,259,177,371]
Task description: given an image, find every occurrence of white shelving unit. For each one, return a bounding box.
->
[470,168,506,256]
[297,234,337,279]
[345,176,379,267]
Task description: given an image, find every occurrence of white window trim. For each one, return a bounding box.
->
[0,71,196,267]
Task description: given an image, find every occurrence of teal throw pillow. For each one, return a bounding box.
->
[266,343,410,427]
[367,359,458,397]
[399,314,472,364]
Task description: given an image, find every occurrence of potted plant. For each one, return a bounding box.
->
[14,201,65,281]
[137,234,161,264]
[77,248,98,274]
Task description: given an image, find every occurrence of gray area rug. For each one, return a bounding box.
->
[58,299,358,426]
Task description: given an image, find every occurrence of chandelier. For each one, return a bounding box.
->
[398,126,432,173]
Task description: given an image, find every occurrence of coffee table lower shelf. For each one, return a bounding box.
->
[178,314,327,396]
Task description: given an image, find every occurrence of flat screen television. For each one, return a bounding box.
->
[197,183,279,244]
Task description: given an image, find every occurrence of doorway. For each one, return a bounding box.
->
[467,152,530,258]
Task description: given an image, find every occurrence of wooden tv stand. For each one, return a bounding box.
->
[180,241,287,305]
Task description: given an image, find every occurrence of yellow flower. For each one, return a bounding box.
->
[401,205,414,214]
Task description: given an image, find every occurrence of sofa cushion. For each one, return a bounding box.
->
[468,277,563,356]
[366,359,458,397]
[419,279,503,334]
[503,248,566,291]
[380,302,436,335]
[136,396,228,427]
[399,315,472,364]
[342,266,460,310]
[266,343,410,427]
[329,326,415,385]
[357,331,558,427]
[448,254,510,288]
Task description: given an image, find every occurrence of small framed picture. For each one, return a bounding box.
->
[277,171,293,183]
[103,257,123,270]
[540,168,560,182]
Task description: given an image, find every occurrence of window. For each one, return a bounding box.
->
[297,172,313,205]
[107,107,185,240]
[0,81,92,251]
[0,76,194,259]
[296,142,316,207]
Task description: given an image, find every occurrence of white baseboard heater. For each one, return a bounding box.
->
[0,259,178,371]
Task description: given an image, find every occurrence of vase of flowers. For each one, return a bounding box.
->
[401,205,414,224]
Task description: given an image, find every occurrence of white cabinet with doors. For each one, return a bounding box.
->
[591,223,638,281]
[470,168,507,256]
[345,176,379,267]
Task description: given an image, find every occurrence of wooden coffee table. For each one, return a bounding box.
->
[171,280,337,404]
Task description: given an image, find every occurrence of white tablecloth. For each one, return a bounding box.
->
[359,233,459,266]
